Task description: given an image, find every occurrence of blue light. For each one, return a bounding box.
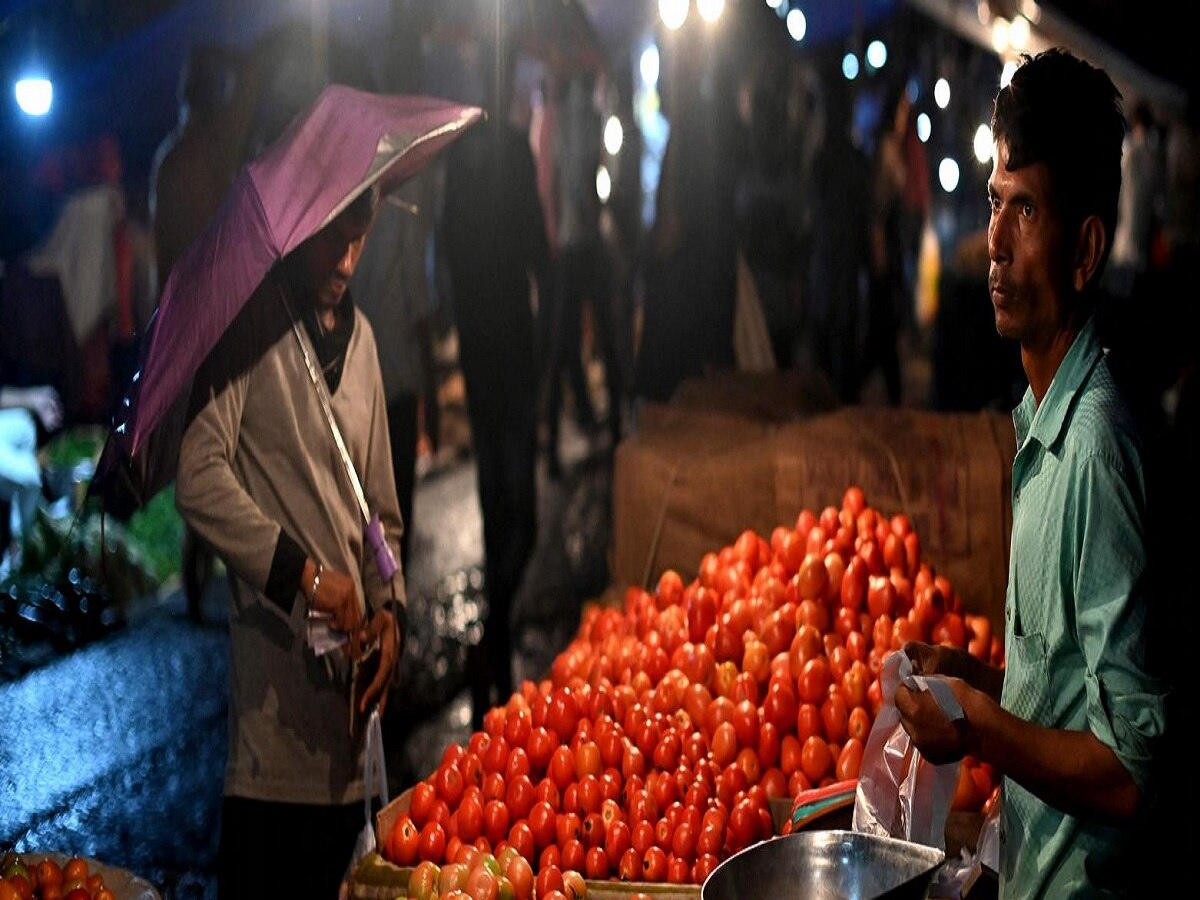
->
[15,77,53,116]
[842,53,860,81]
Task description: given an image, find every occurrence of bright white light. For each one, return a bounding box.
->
[866,40,888,70]
[15,77,52,116]
[660,0,689,31]
[974,124,994,163]
[787,9,807,42]
[842,53,860,81]
[934,77,951,109]
[991,17,1011,54]
[1021,0,1041,25]
[596,165,612,203]
[917,112,932,143]
[698,0,724,23]
[604,116,624,155]
[1001,60,1018,88]
[640,45,660,88]
[939,157,961,193]
[767,0,784,8]
[1009,16,1031,50]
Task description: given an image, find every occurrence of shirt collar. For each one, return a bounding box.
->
[1013,315,1103,451]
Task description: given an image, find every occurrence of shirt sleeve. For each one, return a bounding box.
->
[1073,452,1166,798]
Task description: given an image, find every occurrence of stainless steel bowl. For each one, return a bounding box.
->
[701,830,946,900]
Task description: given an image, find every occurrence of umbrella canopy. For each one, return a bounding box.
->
[93,85,482,515]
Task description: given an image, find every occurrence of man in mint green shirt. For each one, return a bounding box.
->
[895,49,1166,898]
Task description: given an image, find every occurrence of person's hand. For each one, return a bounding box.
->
[25,386,63,432]
[904,640,971,680]
[355,608,403,716]
[309,565,365,658]
[895,677,974,765]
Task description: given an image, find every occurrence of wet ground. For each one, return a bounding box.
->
[0,420,614,899]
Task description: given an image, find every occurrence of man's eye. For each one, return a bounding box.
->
[1022,203,1034,217]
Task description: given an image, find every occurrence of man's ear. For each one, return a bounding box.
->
[1072,215,1107,293]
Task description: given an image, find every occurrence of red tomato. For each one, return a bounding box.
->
[548,745,575,790]
[508,820,536,861]
[762,682,798,733]
[504,706,532,749]
[560,838,585,873]
[847,705,872,743]
[582,812,606,848]
[536,864,564,899]
[387,814,420,866]
[760,765,789,799]
[585,846,609,879]
[418,821,447,863]
[483,736,510,775]
[455,796,484,844]
[631,820,656,855]
[526,727,556,773]
[798,657,832,705]
[535,777,561,811]
[557,811,582,847]
[800,735,832,784]
[732,700,760,749]
[436,763,463,811]
[483,800,510,847]
[409,780,437,827]
[710,721,737,767]
[796,702,824,744]
[482,771,505,803]
[757,720,781,769]
[505,855,534,900]
[505,774,536,820]
[642,846,668,882]
[836,738,865,781]
[528,800,556,850]
[605,818,632,862]
[820,691,849,744]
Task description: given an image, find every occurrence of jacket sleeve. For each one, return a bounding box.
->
[175,306,294,614]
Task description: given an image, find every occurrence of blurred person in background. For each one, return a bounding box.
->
[804,65,871,403]
[152,43,265,623]
[544,71,601,478]
[439,39,548,730]
[861,82,909,406]
[894,50,1167,898]
[351,169,440,571]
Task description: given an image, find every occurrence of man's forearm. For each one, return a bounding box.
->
[963,690,1141,821]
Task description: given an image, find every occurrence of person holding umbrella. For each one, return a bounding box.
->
[90,86,481,900]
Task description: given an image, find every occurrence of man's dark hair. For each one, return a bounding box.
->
[992,48,1125,275]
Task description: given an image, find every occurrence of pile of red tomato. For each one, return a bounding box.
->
[383,487,1004,893]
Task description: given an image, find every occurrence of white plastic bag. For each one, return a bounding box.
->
[852,651,961,850]
[340,707,389,899]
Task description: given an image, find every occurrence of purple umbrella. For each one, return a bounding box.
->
[93,85,482,514]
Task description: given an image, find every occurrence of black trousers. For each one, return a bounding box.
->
[217,796,362,900]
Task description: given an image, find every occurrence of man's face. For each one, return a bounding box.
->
[294,204,372,309]
[987,140,1074,346]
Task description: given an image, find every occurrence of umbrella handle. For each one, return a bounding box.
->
[366,513,399,582]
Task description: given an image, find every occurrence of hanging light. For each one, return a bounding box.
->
[604,116,624,156]
[640,44,660,88]
[1009,16,1031,50]
[974,124,994,163]
[697,0,724,23]
[842,53,860,80]
[596,165,612,203]
[939,158,961,192]
[934,77,951,109]
[917,113,932,143]
[787,9,807,42]
[866,40,888,70]
[15,76,53,116]
[660,0,689,31]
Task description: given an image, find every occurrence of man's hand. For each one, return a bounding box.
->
[895,677,975,765]
[2,385,63,431]
[308,564,365,658]
[356,608,403,716]
[904,640,1005,702]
